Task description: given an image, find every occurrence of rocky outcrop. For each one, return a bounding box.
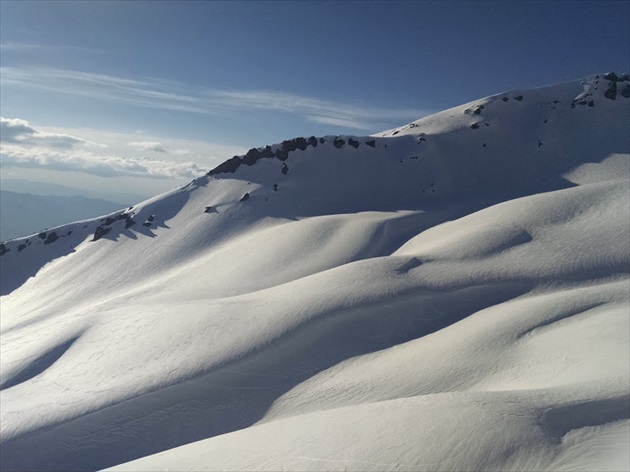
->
[92,226,111,242]
[333,137,346,149]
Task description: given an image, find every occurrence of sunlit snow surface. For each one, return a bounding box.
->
[1,76,629,471]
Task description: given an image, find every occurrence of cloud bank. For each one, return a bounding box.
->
[1,117,212,180]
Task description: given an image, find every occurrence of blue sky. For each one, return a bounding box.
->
[1,0,629,197]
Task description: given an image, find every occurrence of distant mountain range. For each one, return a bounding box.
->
[0,190,127,241]
[1,73,629,472]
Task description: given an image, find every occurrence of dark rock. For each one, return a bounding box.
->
[604,72,618,82]
[514,95,523,101]
[38,232,47,240]
[240,193,250,202]
[142,222,152,227]
[273,184,278,191]
[620,74,630,82]
[18,244,26,252]
[308,136,318,147]
[502,97,509,102]
[588,100,595,107]
[319,137,326,144]
[553,100,561,104]
[125,216,136,228]
[348,137,360,149]
[92,226,111,241]
[44,232,59,245]
[208,156,242,175]
[204,206,214,213]
[104,217,116,226]
[67,230,72,236]
[484,123,490,127]
[295,137,308,151]
[333,137,345,148]
[604,81,618,100]
[366,139,376,148]
[621,84,630,98]
[392,130,399,136]
[243,148,262,165]
[538,141,544,147]
[470,123,480,129]
[275,148,289,161]
[147,215,155,222]
[261,146,274,158]
[410,156,419,160]
[281,163,289,175]
[543,119,548,123]
[482,143,487,148]
[0,243,8,256]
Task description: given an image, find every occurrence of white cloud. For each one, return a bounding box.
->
[1,117,245,180]
[0,66,432,131]
[1,117,87,148]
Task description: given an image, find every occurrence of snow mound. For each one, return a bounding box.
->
[1,74,629,472]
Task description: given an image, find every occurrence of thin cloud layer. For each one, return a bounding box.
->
[128,141,168,153]
[1,67,431,131]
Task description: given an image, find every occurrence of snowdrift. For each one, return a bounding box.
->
[1,74,629,471]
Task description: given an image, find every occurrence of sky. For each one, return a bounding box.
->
[1,0,629,199]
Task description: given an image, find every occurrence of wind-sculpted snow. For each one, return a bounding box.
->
[1,75,629,471]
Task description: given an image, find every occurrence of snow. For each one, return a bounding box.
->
[1,74,629,471]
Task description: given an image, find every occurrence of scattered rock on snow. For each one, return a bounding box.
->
[92,226,111,241]
[44,232,59,245]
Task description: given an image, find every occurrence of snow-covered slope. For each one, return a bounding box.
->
[1,74,629,472]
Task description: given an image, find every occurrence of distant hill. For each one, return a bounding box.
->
[0,190,126,241]
[0,179,148,204]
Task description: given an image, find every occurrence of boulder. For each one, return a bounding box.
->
[281,163,289,175]
[0,243,7,256]
[366,139,376,148]
[308,136,318,147]
[44,232,59,245]
[604,81,618,100]
[240,193,250,202]
[348,138,360,149]
[333,137,346,148]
